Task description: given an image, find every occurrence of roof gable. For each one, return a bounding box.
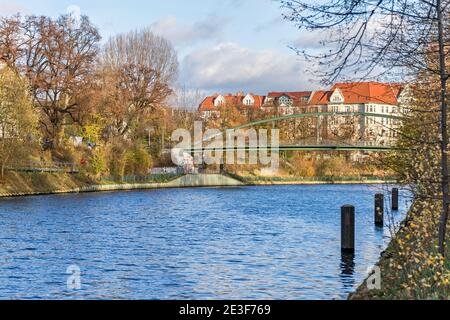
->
[332,82,402,105]
[330,89,345,103]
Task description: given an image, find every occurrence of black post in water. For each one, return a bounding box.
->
[392,188,399,211]
[341,205,355,253]
[375,194,384,227]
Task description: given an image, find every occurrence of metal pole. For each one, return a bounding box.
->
[341,205,355,253]
[392,188,399,211]
[375,194,384,227]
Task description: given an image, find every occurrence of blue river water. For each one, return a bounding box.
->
[0,184,411,300]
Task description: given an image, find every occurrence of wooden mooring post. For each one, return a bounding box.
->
[375,194,384,227]
[341,205,355,253]
[392,188,399,211]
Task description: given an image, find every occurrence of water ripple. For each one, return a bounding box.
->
[0,185,410,300]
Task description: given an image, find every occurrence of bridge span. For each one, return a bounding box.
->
[181,112,405,153]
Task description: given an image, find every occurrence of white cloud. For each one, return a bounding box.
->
[290,15,385,52]
[67,4,81,21]
[0,1,28,16]
[150,15,229,48]
[291,29,336,50]
[180,42,320,94]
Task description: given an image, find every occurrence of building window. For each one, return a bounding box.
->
[279,96,291,105]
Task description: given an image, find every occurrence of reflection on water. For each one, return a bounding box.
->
[0,185,410,300]
[340,253,356,291]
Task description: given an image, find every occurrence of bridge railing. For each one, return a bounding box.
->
[283,139,395,146]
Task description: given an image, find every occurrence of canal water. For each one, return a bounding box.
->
[0,185,411,300]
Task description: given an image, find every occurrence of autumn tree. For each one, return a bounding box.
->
[0,14,101,148]
[99,29,178,138]
[207,102,247,131]
[0,15,22,68]
[280,0,450,254]
[0,65,39,177]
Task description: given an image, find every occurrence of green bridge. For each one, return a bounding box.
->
[185,112,404,153]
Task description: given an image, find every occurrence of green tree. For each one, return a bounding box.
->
[124,145,153,176]
[0,66,39,177]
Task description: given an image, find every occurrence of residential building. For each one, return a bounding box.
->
[263,91,312,115]
[309,82,404,146]
[198,92,266,119]
[198,82,405,147]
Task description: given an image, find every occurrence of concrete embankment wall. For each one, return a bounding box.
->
[165,174,244,188]
[0,174,244,198]
[248,179,396,186]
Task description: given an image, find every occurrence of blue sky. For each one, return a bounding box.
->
[0,0,324,95]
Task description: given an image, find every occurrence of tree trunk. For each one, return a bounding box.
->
[437,0,449,256]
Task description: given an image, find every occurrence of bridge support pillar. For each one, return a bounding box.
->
[316,115,321,144]
[375,194,384,227]
[341,205,355,253]
[392,188,399,211]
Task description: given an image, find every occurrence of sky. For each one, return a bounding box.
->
[0,0,326,97]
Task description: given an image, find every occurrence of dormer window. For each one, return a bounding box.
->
[243,94,255,106]
[331,89,344,103]
[214,95,225,107]
[278,96,291,105]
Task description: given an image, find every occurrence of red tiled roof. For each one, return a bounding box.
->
[199,83,402,112]
[309,90,332,105]
[267,91,312,99]
[266,91,312,106]
[331,82,402,105]
[249,95,266,108]
[223,94,240,105]
[199,93,266,111]
[309,83,402,106]
[198,96,216,111]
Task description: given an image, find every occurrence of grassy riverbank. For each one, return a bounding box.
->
[0,172,93,196]
[0,172,245,197]
[0,172,183,197]
[350,200,450,300]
